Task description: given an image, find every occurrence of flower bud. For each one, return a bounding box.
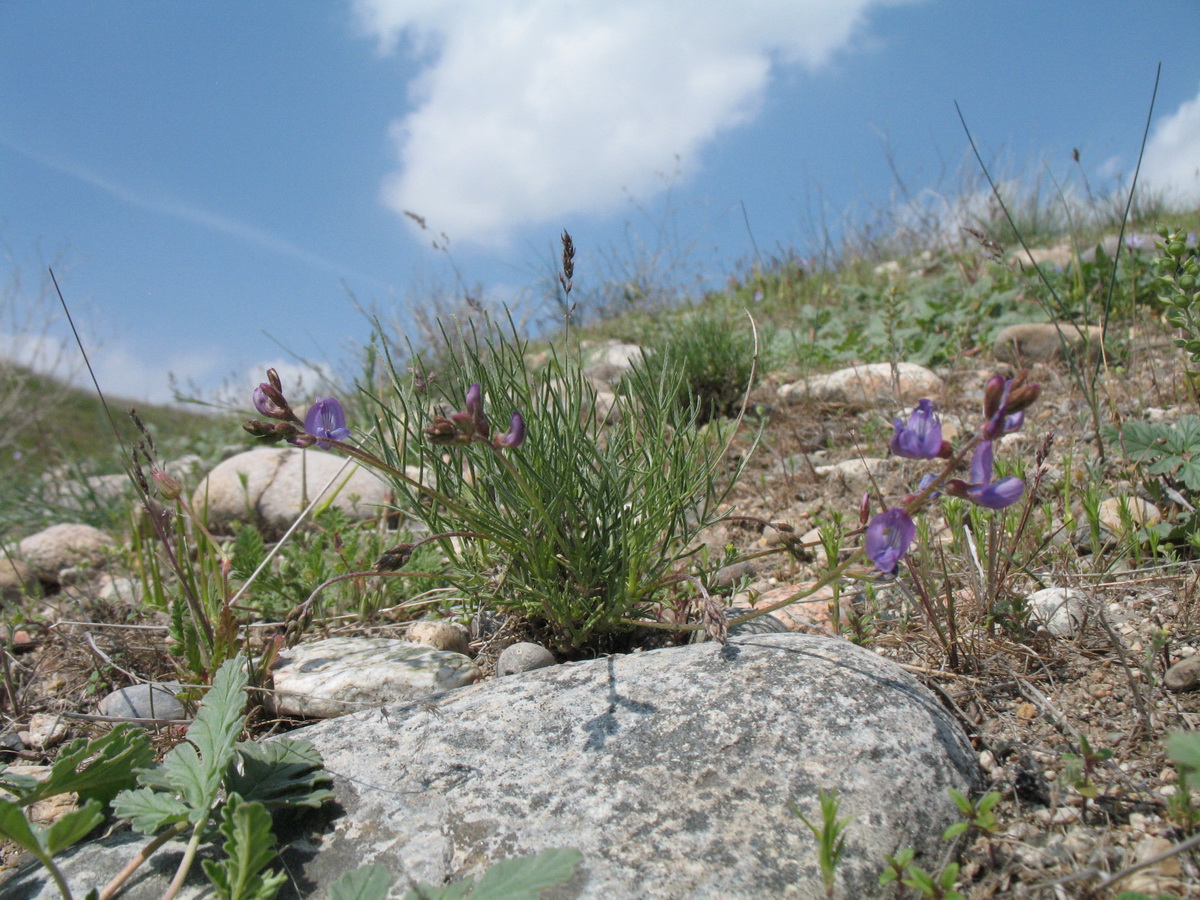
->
[151,470,182,501]
[983,375,1006,420]
[253,384,289,419]
[424,418,460,445]
[858,492,871,525]
[266,367,283,392]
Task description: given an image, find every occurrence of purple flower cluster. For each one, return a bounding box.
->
[864,371,1040,575]
[424,383,526,449]
[244,368,353,450]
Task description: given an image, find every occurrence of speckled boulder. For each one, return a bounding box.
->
[17,523,116,584]
[191,446,392,539]
[5,634,981,900]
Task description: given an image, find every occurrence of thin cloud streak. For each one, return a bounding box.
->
[0,136,381,284]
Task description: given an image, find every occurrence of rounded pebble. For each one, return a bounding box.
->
[495,642,556,677]
[97,683,187,721]
[1164,655,1200,693]
[407,620,470,655]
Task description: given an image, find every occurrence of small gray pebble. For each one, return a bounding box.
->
[496,642,555,677]
[0,731,23,753]
[713,562,757,589]
[97,683,186,721]
[1164,656,1200,693]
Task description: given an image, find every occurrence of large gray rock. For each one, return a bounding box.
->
[17,523,116,584]
[191,447,392,539]
[5,635,981,899]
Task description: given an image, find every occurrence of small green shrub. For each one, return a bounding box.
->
[629,312,759,424]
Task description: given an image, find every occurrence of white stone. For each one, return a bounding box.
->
[18,523,116,584]
[1098,496,1161,534]
[270,636,480,718]
[191,447,392,539]
[1028,587,1090,637]
[778,362,942,406]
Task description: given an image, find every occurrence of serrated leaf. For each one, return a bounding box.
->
[0,797,44,857]
[1177,456,1200,491]
[464,848,582,900]
[44,800,105,855]
[128,656,250,830]
[228,739,333,811]
[112,785,192,835]
[201,794,286,900]
[31,726,154,808]
[186,656,250,801]
[327,866,393,900]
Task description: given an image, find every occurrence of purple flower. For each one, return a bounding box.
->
[494,411,525,448]
[865,508,916,575]
[890,399,947,459]
[947,441,1025,509]
[304,398,351,449]
[465,383,490,438]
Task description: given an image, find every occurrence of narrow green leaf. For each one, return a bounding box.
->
[326,866,393,900]
[977,791,1001,816]
[946,788,971,816]
[44,801,105,855]
[942,821,968,841]
[939,862,960,890]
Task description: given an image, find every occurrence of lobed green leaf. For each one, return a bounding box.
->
[327,866,393,900]
[201,794,287,900]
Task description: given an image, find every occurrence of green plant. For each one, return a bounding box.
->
[0,726,154,900]
[879,848,964,900]
[1154,227,1200,376]
[0,656,333,900]
[630,311,761,424]
[1165,729,1200,831]
[942,789,1001,841]
[793,787,855,899]
[304,313,751,651]
[1062,734,1114,800]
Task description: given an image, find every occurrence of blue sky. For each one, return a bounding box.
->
[3,1,1199,404]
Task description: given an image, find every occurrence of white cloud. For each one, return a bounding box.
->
[354,0,919,245]
[1141,82,1200,206]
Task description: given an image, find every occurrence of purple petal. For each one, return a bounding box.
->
[970,441,994,486]
[466,384,490,437]
[971,476,1025,509]
[496,411,525,448]
[865,508,916,575]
